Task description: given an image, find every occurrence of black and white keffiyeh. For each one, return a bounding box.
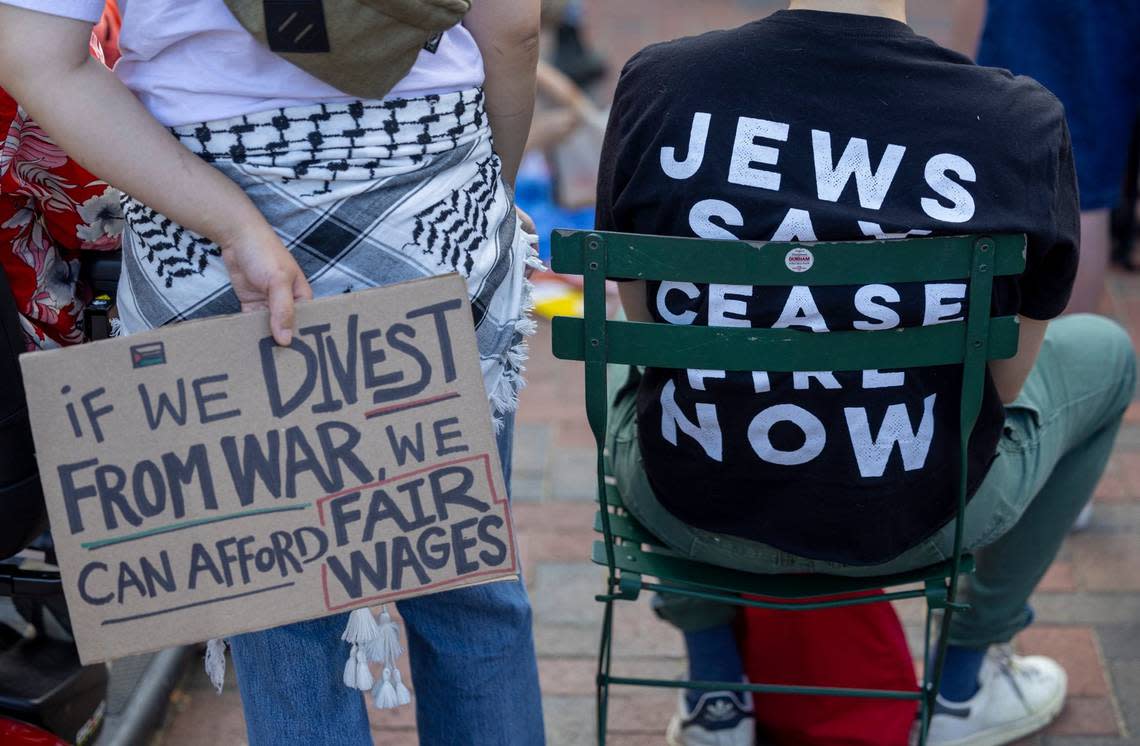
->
[116,88,539,426]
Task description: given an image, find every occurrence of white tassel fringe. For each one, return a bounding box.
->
[344,605,411,710]
[342,607,380,644]
[367,606,403,663]
[204,638,227,694]
[343,645,359,688]
[373,667,400,709]
[341,609,383,694]
[341,645,374,691]
[355,647,375,691]
[392,666,412,705]
[489,262,538,433]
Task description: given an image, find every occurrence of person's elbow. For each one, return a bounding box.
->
[466,2,541,62]
[496,16,541,61]
[994,377,1027,407]
[990,316,1049,406]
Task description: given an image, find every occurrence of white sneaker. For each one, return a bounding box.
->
[927,646,1067,746]
[665,688,755,746]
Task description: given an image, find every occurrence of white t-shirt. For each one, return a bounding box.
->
[1,0,485,126]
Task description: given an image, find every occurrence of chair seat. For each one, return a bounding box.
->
[593,483,975,600]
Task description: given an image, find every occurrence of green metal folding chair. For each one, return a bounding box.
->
[549,230,1026,744]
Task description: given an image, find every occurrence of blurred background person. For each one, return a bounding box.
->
[951,0,1140,314]
[547,0,607,88]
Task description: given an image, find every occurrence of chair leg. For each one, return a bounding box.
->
[918,594,959,745]
[917,602,936,745]
[927,605,957,710]
[918,665,931,746]
[597,594,616,745]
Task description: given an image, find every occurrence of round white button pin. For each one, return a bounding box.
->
[784,247,814,273]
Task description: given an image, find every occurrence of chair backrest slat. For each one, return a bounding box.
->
[553,315,1020,371]
[550,231,1025,285]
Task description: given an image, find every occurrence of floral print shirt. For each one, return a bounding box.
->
[0,52,123,349]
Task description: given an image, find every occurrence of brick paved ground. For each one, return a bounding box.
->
[153,2,1139,744]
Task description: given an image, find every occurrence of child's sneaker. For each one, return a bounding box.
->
[928,646,1066,746]
[665,688,755,746]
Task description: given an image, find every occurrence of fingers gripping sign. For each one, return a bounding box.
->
[220,220,313,346]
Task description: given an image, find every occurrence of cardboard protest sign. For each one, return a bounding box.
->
[20,274,517,664]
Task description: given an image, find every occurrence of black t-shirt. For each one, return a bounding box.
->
[595,10,1078,565]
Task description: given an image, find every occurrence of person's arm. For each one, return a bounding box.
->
[989,316,1047,404]
[0,5,310,345]
[948,0,987,58]
[464,0,541,186]
[618,281,654,323]
[526,60,607,152]
[537,60,596,122]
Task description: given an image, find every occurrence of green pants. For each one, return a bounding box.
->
[607,314,1136,646]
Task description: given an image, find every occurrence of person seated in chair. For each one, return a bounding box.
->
[596,1,1136,744]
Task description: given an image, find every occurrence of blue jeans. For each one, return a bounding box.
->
[228,416,545,745]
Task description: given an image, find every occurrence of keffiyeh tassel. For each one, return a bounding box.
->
[342,607,380,645]
[340,608,384,694]
[392,666,412,705]
[490,244,540,433]
[343,644,374,691]
[367,605,404,663]
[362,605,412,710]
[373,666,400,709]
[204,638,227,694]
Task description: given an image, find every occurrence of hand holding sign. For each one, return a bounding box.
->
[21,275,517,664]
[220,218,313,346]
